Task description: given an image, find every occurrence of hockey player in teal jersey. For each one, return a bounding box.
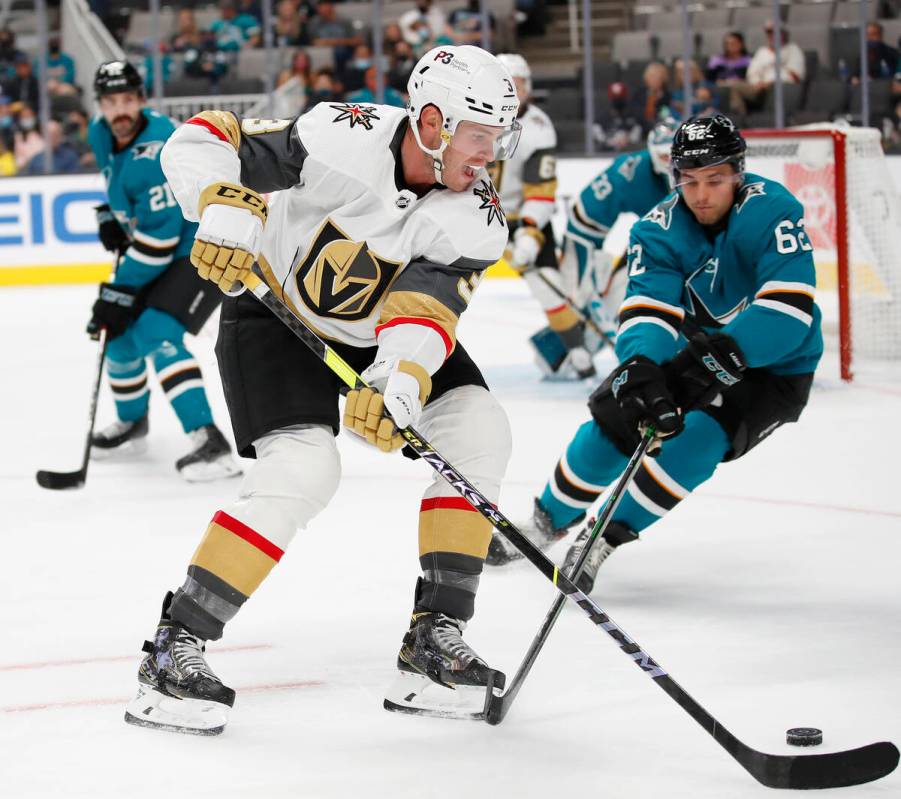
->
[488,114,823,578]
[87,61,239,482]
[531,120,676,377]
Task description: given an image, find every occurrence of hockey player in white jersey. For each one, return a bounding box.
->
[493,53,596,379]
[124,45,522,733]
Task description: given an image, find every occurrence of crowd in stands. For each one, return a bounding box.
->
[0,27,91,176]
[117,0,498,115]
[9,1,901,176]
[595,4,901,154]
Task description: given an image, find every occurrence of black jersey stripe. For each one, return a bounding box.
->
[619,304,684,331]
[755,290,815,315]
[554,461,602,504]
[110,376,147,395]
[634,463,682,513]
[160,366,203,393]
[131,237,178,257]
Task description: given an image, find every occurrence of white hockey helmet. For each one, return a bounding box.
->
[407,45,522,184]
[647,117,678,177]
[496,53,531,97]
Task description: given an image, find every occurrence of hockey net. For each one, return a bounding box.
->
[744,125,901,380]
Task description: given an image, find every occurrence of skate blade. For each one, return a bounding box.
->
[123,683,229,736]
[383,669,502,721]
[91,437,149,461]
[178,456,243,483]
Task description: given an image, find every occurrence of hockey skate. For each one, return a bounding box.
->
[91,415,149,459]
[124,592,235,736]
[383,612,505,721]
[486,498,585,566]
[562,520,639,594]
[175,424,242,482]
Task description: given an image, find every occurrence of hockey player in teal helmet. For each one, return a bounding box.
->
[86,60,239,481]
[489,113,822,589]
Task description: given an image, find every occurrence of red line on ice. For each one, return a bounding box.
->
[0,644,273,673]
[1,680,324,714]
[703,493,901,519]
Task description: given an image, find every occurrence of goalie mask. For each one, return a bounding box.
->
[407,45,522,185]
[647,118,677,178]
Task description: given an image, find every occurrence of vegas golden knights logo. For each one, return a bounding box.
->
[295,219,402,320]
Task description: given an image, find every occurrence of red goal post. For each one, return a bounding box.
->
[743,125,901,381]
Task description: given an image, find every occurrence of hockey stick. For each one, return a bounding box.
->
[486,427,655,725]
[522,265,612,343]
[242,267,898,790]
[35,328,108,490]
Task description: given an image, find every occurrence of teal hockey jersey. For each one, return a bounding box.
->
[617,173,823,375]
[88,109,198,287]
[567,149,671,252]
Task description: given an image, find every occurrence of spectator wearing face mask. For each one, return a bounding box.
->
[306,67,342,107]
[4,53,41,112]
[447,0,495,47]
[0,28,25,79]
[13,105,44,170]
[340,43,373,94]
[41,38,77,86]
[399,0,447,50]
[63,108,96,170]
[346,65,406,107]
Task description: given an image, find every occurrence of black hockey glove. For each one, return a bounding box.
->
[610,356,683,440]
[95,204,130,254]
[87,283,143,340]
[664,332,747,413]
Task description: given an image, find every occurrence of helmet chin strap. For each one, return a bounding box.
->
[410,118,451,186]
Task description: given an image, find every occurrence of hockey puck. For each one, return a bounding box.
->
[786,727,823,747]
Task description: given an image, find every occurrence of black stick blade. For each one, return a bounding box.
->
[35,469,86,490]
[785,741,899,790]
[746,741,899,790]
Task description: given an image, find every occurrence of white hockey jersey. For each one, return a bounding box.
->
[161,103,508,375]
[489,102,557,230]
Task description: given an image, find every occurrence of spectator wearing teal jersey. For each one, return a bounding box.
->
[40,38,76,85]
[346,66,406,108]
[209,0,261,51]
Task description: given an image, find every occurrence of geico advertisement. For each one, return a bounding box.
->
[5,155,901,285]
[0,174,110,282]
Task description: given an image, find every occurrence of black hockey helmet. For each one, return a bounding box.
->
[671,113,746,181]
[94,60,144,98]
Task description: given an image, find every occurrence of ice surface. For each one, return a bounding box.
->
[1,281,899,798]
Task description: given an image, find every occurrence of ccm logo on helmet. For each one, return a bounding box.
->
[433,51,455,64]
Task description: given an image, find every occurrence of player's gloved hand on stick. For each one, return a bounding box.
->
[610,356,683,443]
[95,204,130,254]
[507,223,544,273]
[343,357,432,453]
[86,283,142,340]
[665,331,747,412]
[191,182,267,293]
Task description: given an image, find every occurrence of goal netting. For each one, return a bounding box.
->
[744,124,901,380]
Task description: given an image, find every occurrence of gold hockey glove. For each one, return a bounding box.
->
[343,359,432,453]
[191,182,267,293]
